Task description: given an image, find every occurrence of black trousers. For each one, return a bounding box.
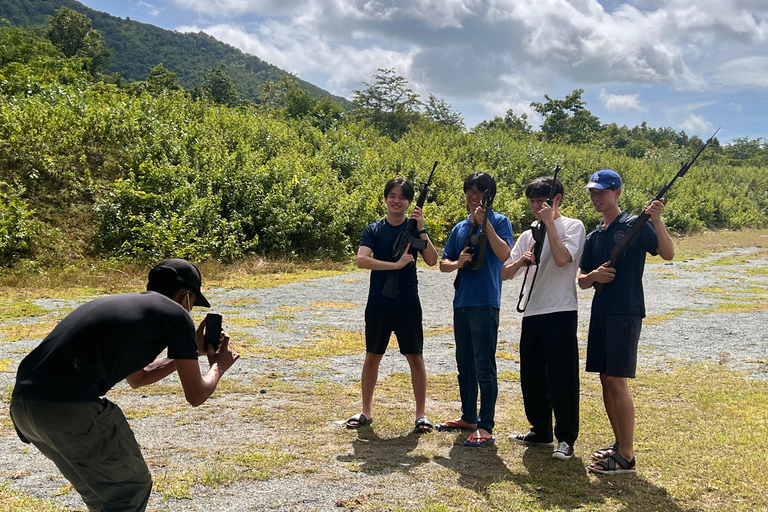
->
[519,310,580,445]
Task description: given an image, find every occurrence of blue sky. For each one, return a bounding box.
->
[77,0,768,144]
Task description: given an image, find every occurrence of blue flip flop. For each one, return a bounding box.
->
[463,435,495,447]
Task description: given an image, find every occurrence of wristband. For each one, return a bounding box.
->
[418,229,427,235]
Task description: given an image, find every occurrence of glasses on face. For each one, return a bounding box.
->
[465,188,484,198]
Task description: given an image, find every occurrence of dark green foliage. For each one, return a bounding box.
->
[44,6,111,75]
[352,68,423,140]
[0,0,351,108]
[531,88,601,143]
[192,65,240,107]
[0,183,41,265]
[0,25,767,268]
[424,94,464,129]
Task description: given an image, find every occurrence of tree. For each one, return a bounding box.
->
[530,89,601,143]
[352,68,422,140]
[145,63,180,94]
[44,7,111,75]
[193,65,240,107]
[503,109,532,133]
[424,93,464,129]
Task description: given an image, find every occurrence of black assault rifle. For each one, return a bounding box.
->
[453,185,496,290]
[516,165,561,312]
[381,161,438,299]
[593,128,719,293]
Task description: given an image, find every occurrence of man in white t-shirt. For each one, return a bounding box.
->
[501,176,586,461]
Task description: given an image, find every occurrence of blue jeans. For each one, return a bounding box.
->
[454,307,499,433]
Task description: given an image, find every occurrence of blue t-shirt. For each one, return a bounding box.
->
[442,210,514,309]
[579,211,659,317]
[360,218,423,307]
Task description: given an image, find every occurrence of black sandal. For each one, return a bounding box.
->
[414,417,433,433]
[588,451,636,474]
[346,413,372,429]
[591,441,619,460]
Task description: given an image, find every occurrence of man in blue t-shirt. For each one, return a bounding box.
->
[10,259,240,511]
[578,170,674,474]
[438,172,513,447]
[347,177,438,433]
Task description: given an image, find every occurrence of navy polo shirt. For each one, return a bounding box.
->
[580,211,659,317]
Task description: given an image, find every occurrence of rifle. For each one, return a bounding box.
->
[593,128,719,293]
[381,161,438,299]
[453,186,496,290]
[516,166,561,313]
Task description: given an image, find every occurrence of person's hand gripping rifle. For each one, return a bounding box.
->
[382,161,438,299]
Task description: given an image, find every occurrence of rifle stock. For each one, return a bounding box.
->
[592,128,719,293]
[382,161,438,299]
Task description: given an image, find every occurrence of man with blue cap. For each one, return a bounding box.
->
[10,258,240,511]
[578,170,674,474]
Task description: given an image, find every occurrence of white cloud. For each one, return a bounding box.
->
[137,1,162,17]
[680,113,713,134]
[168,0,768,134]
[599,89,645,112]
[713,56,768,91]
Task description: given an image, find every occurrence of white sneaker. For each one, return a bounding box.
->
[552,441,574,461]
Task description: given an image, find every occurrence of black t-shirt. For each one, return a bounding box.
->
[360,218,422,307]
[14,291,198,402]
[579,211,659,318]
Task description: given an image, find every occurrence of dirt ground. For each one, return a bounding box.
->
[1,243,766,511]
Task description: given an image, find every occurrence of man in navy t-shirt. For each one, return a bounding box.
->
[10,259,240,511]
[578,170,674,474]
[347,177,438,433]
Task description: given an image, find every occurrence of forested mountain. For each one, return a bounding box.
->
[0,0,351,106]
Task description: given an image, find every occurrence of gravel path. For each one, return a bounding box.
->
[0,245,766,510]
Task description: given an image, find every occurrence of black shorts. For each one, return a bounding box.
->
[364,303,424,355]
[585,314,642,378]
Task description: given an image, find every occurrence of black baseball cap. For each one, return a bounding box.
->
[147,259,210,307]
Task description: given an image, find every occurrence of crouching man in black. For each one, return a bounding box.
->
[10,259,239,511]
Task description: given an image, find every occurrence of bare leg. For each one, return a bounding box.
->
[600,374,635,462]
[360,352,383,419]
[405,353,427,419]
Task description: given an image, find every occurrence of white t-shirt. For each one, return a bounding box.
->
[507,215,586,317]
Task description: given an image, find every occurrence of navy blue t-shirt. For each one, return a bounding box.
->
[580,211,659,317]
[360,218,423,307]
[14,291,198,402]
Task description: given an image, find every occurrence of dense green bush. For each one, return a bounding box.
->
[0,183,41,265]
[1,24,767,266]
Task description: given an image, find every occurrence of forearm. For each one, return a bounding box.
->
[421,235,439,266]
[484,222,511,261]
[652,217,675,260]
[501,255,527,280]
[126,357,177,388]
[578,271,596,289]
[440,258,461,273]
[543,221,572,267]
[356,254,401,271]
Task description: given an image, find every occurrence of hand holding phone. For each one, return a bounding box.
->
[204,313,222,353]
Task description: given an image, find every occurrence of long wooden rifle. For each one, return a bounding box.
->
[594,128,719,293]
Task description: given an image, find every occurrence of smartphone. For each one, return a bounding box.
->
[204,313,222,352]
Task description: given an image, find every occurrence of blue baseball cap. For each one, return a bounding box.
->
[584,169,622,189]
